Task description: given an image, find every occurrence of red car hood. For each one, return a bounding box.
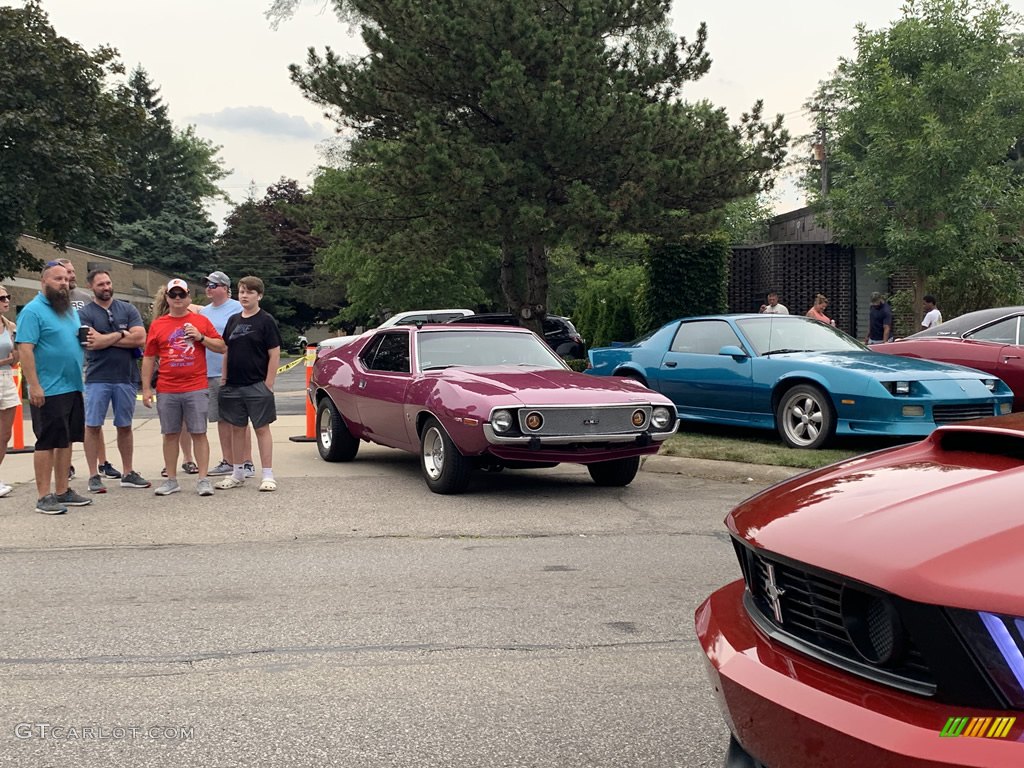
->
[728,422,1024,615]
[436,367,668,405]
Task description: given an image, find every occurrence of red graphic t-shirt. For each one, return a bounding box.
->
[144,313,221,393]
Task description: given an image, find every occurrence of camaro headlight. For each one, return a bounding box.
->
[949,609,1024,708]
[983,378,997,391]
[650,407,672,429]
[883,380,912,395]
[491,409,514,433]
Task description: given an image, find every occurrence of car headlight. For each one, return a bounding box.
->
[949,609,1024,708]
[983,378,997,391]
[491,409,514,433]
[882,380,912,395]
[650,407,672,429]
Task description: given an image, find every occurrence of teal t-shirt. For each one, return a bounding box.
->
[16,293,84,395]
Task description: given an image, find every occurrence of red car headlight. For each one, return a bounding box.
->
[950,608,1024,708]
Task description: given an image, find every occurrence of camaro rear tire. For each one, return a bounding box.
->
[420,417,472,494]
[776,383,835,449]
[617,370,648,387]
[587,456,641,487]
[316,397,360,462]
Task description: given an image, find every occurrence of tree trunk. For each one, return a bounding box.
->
[499,240,549,335]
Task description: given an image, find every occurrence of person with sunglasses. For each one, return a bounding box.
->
[141,279,225,497]
[78,269,150,493]
[0,287,19,497]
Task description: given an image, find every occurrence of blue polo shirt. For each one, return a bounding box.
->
[16,293,84,395]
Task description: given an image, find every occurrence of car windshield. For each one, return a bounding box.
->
[736,317,866,356]
[417,330,566,370]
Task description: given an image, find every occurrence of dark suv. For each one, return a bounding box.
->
[446,313,586,359]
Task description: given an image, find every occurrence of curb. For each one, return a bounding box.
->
[641,454,805,485]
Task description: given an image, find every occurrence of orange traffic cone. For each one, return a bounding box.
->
[289,345,317,443]
[9,365,34,453]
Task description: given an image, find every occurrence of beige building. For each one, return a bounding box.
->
[10,236,173,321]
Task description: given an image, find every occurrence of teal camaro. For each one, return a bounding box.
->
[586,314,1014,448]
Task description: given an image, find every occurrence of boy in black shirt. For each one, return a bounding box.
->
[214,276,282,492]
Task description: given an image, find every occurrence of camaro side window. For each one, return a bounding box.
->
[670,321,742,355]
[369,333,411,373]
[969,317,1020,345]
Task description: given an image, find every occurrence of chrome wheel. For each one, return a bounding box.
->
[315,397,359,462]
[776,384,834,449]
[319,405,334,452]
[422,425,445,481]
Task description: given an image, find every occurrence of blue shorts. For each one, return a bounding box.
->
[85,382,138,428]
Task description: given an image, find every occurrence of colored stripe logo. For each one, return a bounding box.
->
[940,716,1016,739]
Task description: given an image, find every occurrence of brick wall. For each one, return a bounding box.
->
[729,243,856,334]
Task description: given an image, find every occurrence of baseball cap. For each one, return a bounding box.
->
[205,271,230,287]
[167,278,189,292]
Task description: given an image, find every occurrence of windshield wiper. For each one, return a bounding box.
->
[763,348,808,355]
[421,364,457,371]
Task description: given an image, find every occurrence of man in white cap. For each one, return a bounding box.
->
[200,271,254,478]
[141,279,225,497]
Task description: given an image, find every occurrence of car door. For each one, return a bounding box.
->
[353,331,413,448]
[657,320,752,418]
[964,316,1024,408]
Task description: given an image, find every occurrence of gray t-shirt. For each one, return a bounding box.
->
[0,326,13,370]
[70,287,92,312]
[79,300,144,383]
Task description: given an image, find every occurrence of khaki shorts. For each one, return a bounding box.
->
[0,370,19,410]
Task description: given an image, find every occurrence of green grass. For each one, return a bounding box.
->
[659,424,901,469]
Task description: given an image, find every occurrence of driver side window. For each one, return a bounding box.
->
[670,321,743,355]
[968,317,1020,345]
[366,332,411,373]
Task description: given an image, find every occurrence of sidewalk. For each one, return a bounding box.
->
[0,414,800,489]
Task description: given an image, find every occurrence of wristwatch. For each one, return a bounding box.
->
[119,329,127,339]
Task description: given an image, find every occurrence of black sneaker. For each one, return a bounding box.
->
[56,489,92,507]
[35,494,67,515]
[99,461,122,479]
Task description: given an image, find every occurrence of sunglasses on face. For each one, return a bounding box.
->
[168,291,188,299]
[0,296,10,301]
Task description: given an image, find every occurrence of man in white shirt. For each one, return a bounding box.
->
[199,271,254,477]
[759,291,789,315]
[921,294,942,330]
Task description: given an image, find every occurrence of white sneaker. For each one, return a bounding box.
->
[0,483,12,498]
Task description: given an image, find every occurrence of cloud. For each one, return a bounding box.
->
[191,106,333,141]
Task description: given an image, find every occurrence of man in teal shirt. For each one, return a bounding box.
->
[17,261,93,514]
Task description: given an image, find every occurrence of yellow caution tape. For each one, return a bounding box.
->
[276,357,305,374]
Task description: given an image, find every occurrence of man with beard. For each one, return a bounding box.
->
[56,258,120,481]
[78,269,150,493]
[17,261,92,514]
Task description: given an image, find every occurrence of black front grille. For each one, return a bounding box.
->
[933,404,994,423]
[735,541,935,690]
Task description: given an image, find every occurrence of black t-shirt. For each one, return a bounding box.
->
[223,310,282,386]
[79,300,144,383]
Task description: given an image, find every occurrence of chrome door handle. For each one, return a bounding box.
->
[664,361,677,368]
[1003,355,1020,361]
[358,379,367,389]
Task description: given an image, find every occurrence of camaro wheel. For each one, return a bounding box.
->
[420,417,472,494]
[587,456,641,487]
[776,384,835,449]
[316,397,360,462]
[617,370,648,387]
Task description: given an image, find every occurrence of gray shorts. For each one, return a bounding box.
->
[156,389,209,435]
[218,382,276,429]
[207,377,221,422]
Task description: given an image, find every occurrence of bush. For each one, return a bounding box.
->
[564,358,590,372]
[638,232,729,333]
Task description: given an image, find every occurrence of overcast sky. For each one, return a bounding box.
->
[23,0,1024,224]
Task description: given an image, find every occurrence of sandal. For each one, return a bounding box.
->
[259,478,277,492]
[160,467,168,478]
[181,461,199,474]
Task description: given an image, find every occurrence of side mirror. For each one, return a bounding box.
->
[719,345,748,359]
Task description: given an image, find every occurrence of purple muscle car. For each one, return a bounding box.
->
[308,325,678,493]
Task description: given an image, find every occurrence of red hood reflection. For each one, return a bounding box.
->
[727,425,1024,616]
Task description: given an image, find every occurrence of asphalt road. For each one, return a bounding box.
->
[0,450,760,767]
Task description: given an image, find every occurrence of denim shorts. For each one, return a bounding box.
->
[85,382,138,428]
[0,370,18,410]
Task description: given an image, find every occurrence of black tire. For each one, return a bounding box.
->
[775,383,835,449]
[316,397,359,462]
[420,417,472,494]
[587,456,641,487]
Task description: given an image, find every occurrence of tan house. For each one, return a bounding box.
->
[10,236,173,321]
